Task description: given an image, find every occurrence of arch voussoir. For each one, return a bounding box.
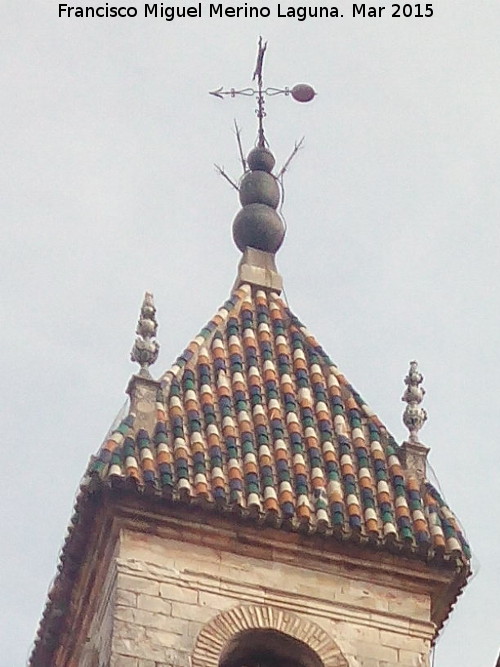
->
[192,603,349,667]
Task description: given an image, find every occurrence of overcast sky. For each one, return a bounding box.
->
[1,1,499,665]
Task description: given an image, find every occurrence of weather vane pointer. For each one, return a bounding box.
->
[209,37,316,148]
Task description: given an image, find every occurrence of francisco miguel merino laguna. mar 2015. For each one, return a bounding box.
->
[58,3,435,19]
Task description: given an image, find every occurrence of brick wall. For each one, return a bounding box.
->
[107,526,434,667]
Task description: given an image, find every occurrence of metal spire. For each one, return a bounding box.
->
[252,36,267,148]
[210,36,316,148]
[402,361,428,443]
[130,292,159,377]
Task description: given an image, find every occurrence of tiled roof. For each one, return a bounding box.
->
[90,282,470,562]
[31,281,471,666]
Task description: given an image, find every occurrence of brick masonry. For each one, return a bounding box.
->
[98,524,435,667]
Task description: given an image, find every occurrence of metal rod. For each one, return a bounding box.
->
[214,163,239,191]
[276,137,305,180]
[233,120,247,173]
[253,36,268,148]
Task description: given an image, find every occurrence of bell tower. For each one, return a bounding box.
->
[30,40,470,667]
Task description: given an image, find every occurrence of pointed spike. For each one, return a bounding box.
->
[214,164,239,191]
[234,119,247,173]
[209,87,224,99]
[276,136,305,180]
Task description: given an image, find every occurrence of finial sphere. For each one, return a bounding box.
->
[239,171,280,208]
[291,84,316,103]
[233,203,285,253]
[247,147,276,172]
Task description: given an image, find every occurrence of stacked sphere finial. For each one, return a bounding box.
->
[232,147,286,254]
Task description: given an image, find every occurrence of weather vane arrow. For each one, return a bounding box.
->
[209,37,316,148]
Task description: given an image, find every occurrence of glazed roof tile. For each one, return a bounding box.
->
[31,281,471,666]
[89,282,470,561]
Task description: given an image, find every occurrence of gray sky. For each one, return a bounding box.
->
[1,1,499,665]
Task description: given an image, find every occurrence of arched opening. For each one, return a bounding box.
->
[219,629,324,667]
[192,604,349,667]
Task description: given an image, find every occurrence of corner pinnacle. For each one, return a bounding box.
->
[402,360,428,443]
[130,292,159,378]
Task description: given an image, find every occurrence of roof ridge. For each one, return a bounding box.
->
[424,481,472,559]
[274,293,385,431]
[159,283,252,393]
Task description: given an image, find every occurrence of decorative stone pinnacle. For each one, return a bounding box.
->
[130,292,159,377]
[402,360,427,443]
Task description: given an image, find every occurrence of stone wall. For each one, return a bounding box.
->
[80,558,117,667]
[108,525,434,667]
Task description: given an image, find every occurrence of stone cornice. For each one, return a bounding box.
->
[106,493,469,640]
[110,495,462,589]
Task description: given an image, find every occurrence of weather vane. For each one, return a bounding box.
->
[210,37,316,149]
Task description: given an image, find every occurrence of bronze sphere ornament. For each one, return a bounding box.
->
[290,83,316,103]
[233,146,285,254]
